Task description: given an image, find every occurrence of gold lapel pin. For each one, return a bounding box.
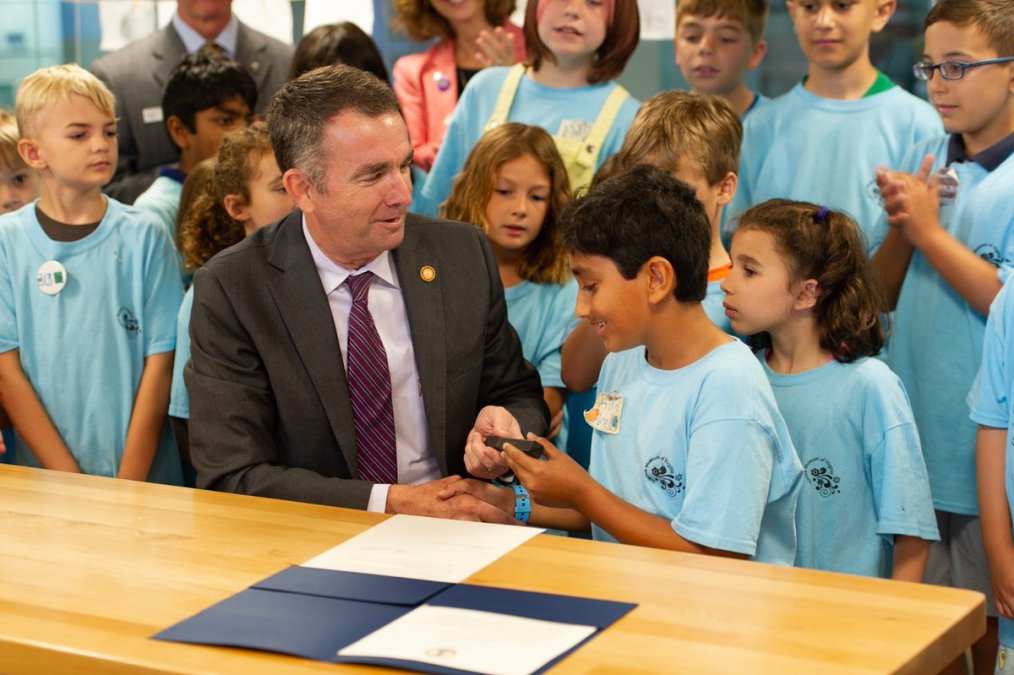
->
[420,265,436,282]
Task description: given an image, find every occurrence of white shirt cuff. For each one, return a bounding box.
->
[367,483,391,513]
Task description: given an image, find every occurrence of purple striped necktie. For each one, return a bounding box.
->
[345,272,398,484]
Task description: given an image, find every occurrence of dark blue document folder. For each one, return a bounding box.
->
[154,566,636,673]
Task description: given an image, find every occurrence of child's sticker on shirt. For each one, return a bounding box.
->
[585,391,623,434]
[557,119,591,141]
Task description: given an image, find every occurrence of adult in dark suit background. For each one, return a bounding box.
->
[185,65,548,518]
[91,0,293,203]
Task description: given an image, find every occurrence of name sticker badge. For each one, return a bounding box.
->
[584,391,623,435]
[935,166,959,206]
[141,106,164,124]
[37,260,67,296]
[557,119,591,141]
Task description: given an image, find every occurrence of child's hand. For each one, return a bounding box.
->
[504,434,590,509]
[877,155,941,246]
[474,27,518,68]
[992,557,1014,619]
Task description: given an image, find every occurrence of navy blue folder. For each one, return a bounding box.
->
[154,566,636,673]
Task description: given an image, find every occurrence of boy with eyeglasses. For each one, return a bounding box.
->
[874,0,1013,670]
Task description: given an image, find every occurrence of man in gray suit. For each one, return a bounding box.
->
[91,0,293,203]
[186,65,548,519]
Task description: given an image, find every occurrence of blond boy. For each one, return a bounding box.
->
[674,0,769,117]
[0,64,183,483]
[0,111,40,215]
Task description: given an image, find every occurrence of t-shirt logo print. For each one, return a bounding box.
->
[804,457,841,497]
[117,306,140,337]
[644,456,683,497]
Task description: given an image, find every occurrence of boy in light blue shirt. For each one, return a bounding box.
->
[876,0,1014,665]
[0,64,183,483]
[134,46,254,244]
[460,165,802,564]
[973,281,1014,671]
[726,0,941,251]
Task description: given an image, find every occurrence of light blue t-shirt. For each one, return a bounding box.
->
[763,356,938,578]
[970,280,1014,645]
[417,67,641,216]
[590,340,803,564]
[134,174,183,247]
[504,279,578,450]
[890,135,1014,516]
[169,286,195,419]
[0,198,184,483]
[727,83,941,251]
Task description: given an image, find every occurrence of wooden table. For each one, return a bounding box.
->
[0,465,984,674]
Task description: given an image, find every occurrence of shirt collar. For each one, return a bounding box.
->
[302,215,401,294]
[171,12,239,57]
[946,132,1014,172]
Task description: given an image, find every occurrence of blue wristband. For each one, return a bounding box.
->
[512,483,531,525]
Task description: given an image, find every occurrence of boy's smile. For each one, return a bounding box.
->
[571,251,649,353]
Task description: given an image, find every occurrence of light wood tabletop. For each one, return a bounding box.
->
[0,464,984,674]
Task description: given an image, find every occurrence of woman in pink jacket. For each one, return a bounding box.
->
[393,0,525,172]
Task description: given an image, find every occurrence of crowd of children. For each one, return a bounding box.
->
[0,0,1012,670]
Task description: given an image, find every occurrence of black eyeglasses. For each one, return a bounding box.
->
[913,56,1014,81]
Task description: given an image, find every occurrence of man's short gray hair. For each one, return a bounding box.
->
[266,64,401,193]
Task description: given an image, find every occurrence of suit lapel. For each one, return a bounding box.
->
[265,211,360,476]
[152,26,186,90]
[235,22,273,97]
[392,219,448,474]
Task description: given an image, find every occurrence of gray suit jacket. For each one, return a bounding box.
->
[185,211,549,509]
[91,21,293,202]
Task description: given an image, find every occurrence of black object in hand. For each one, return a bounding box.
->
[484,436,545,459]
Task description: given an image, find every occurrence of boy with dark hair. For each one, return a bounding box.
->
[674,0,769,117]
[459,165,803,563]
[877,0,1014,669]
[134,45,256,243]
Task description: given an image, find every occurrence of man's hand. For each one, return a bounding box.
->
[386,476,517,523]
[474,27,518,68]
[504,434,592,509]
[464,405,522,479]
[877,155,941,246]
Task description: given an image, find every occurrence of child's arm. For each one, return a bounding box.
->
[504,439,748,558]
[978,425,1014,618]
[543,387,565,440]
[118,351,173,481]
[437,478,591,531]
[879,156,1002,315]
[0,350,80,472]
[560,322,607,392]
[891,535,930,582]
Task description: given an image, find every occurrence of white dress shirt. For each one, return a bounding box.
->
[303,219,439,512]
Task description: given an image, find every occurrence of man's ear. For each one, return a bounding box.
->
[165,115,191,151]
[223,193,250,222]
[645,256,677,303]
[283,167,316,214]
[17,138,45,170]
[794,278,820,312]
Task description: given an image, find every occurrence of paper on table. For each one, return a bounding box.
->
[302,515,543,583]
[338,605,596,675]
